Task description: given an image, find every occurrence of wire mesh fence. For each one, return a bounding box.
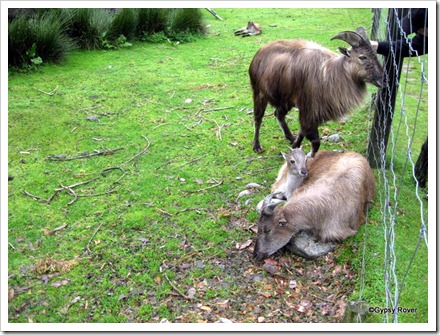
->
[356,8,429,323]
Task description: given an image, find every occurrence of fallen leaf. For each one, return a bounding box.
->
[289,280,297,289]
[257,316,265,323]
[199,305,212,312]
[138,237,150,244]
[52,223,68,234]
[262,263,278,275]
[332,265,343,277]
[8,288,14,302]
[51,279,70,287]
[70,296,81,304]
[263,258,278,265]
[41,275,49,285]
[236,239,253,250]
[260,292,272,298]
[187,288,196,299]
[249,225,258,234]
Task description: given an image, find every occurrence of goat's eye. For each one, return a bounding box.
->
[290,159,295,164]
[359,55,367,61]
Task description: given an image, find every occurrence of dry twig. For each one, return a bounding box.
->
[34,86,58,96]
[186,179,223,193]
[82,222,104,256]
[47,148,124,161]
[122,136,150,166]
[163,272,192,301]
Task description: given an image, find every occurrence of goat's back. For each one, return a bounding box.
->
[286,151,375,241]
[249,40,335,107]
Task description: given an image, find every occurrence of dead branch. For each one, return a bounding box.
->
[82,222,104,256]
[34,85,58,96]
[163,272,193,301]
[121,136,150,166]
[47,148,124,161]
[202,117,223,141]
[23,190,48,203]
[156,208,173,216]
[175,208,208,215]
[176,154,208,168]
[77,190,116,198]
[186,179,223,193]
[195,106,234,116]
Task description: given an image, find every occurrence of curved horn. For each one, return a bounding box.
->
[330,30,366,48]
[262,193,286,215]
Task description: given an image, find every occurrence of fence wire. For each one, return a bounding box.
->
[359,8,428,323]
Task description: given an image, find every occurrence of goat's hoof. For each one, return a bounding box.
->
[253,147,266,154]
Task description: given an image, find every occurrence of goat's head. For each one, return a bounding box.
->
[281,147,308,178]
[331,27,383,88]
[253,193,296,260]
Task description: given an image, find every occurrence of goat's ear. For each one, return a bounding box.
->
[338,47,350,58]
[281,151,289,161]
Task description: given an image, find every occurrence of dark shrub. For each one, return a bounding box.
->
[8,14,36,67]
[166,8,206,35]
[64,8,111,50]
[106,8,137,42]
[32,11,74,64]
[135,8,168,37]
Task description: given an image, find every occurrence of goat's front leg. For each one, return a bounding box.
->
[292,130,305,149]
[275,107,296,145]
[305,128,320,158]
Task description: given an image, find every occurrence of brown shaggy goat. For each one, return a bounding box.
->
[249,27,383,156]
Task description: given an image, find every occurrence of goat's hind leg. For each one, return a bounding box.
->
[252,95,268,153]
[275,107,296,145]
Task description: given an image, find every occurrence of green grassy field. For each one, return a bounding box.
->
[7,8,429,326]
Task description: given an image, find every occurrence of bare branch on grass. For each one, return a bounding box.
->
[176,154,208,168]
[23,190,48,203]
[185,179,223,194]
[47,148,124,161]
[34,86,59,96]
[203,117,224,141]
[121,136,150,166]
[163,272,193,301]
[195,106,234,117]
[81,222,104,256]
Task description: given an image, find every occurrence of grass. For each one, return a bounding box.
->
[7,8,429,326]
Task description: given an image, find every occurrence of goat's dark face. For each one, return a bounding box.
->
[253,196,295,261]
[332,28,384,88]
[346,45,384,88]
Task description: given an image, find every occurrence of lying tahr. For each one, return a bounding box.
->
[254,151,376,261]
